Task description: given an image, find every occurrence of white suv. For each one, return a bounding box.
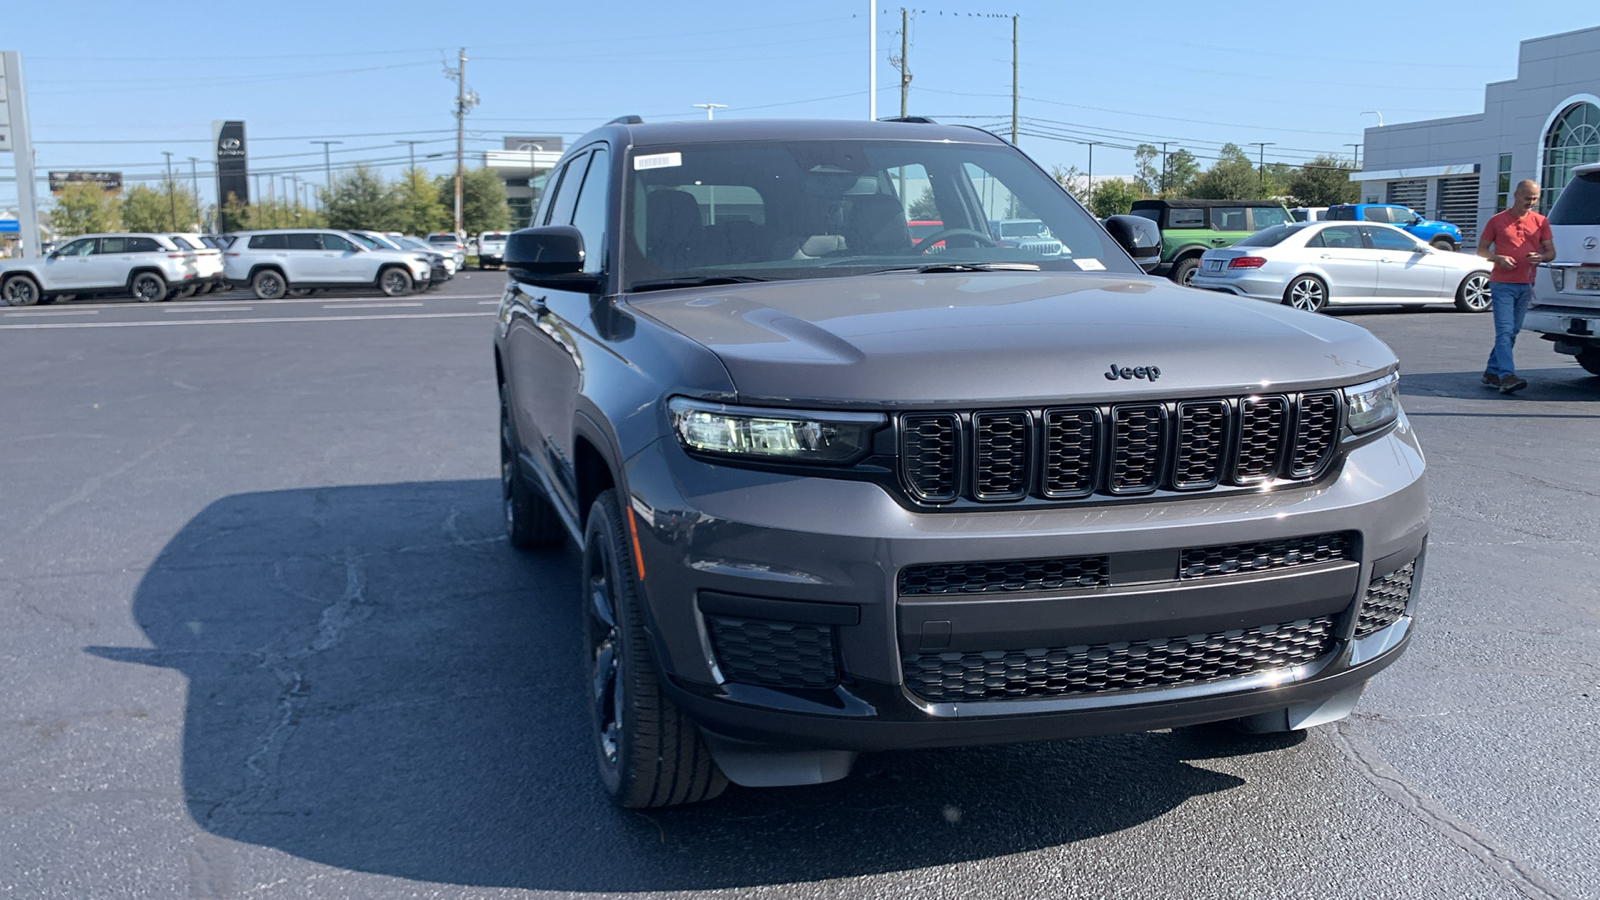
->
[164,233,226,296]
[0,233,197,306]
[222,229,431,300]
[1528,161,1600,376]
[475,231,509,269]
[425,232,467,268]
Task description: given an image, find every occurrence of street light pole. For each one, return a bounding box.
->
[311,140,342,200]
[1344,142,1362,168]
[1083,140,1101,210]
[162,151,177,229]
[1248,142,1276,191]
[187,157,201,230]
[692,103,727,120]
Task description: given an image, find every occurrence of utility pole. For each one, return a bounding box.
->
[187,157,200,230]
[1010,15,1019,144]
[446,47,479,237]
[867,0,876,121]
[1250,142,1275,191]
[691,103,727,120]
[1160,141,1170,195]
[162,151,178,230]
[396,139,422,174]
[1344,142,1362,168]
[290,173,300,217]
[311,140,342,199]
[1084,141,1101,210]
[889,8,911,118]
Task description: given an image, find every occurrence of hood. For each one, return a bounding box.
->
[628,272,1397,407]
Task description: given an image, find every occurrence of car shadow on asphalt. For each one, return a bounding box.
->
[1399,366,1600,406]
[87,480,1304,891]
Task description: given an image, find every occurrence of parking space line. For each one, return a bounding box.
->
[3,309,100,317]
[165,306,252,313]
[478,300,499,305]
[0,311,495,330]
[321,302,424,310]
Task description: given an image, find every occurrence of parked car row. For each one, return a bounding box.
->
[0,232,224,306]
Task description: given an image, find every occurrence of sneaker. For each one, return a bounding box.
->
[1481,371,1499,387]
[1498,373,1528,394]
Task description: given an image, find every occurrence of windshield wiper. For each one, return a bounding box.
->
[628,275,770,292]
[867,262,1041,275]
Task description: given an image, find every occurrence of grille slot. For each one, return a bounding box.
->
[901,413,959,503]
[898,556,1110,596]
[1181,533,1354,579]
[903,617,1335,701]
[706,616,839,689]
[972,410,1031,500]
[1356,562,1414,637]
[1110,404,1164,493]
[1174,400,1228,489]
[1235,396,1289,482]
[1291,391,1341,477]
[1042,407,1098,498]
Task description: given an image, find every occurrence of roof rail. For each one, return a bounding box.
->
[607,115,644,125]
[878,116,938,124]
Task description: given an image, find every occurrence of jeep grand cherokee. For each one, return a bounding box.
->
[494,117,1428,808]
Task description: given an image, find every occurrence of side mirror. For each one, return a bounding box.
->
[506,225,601,291]
[46,251,59,260]
[1103,215,1162,273]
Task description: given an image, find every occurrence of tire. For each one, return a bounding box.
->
[1170,257,1201,287]
[583,489,729,809]
[1430,237,1457,252]
[2,274,42,307]
[1577,347,1600,376]
[1455,272,1491,312]
[378,267,413,297]
[1283,275,1329,313]
[251,269,287,300]
[130,272,166,303]
[500,384,563,549]
[178,284,198,299]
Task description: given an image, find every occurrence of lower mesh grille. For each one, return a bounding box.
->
[898,556,1110,596]
[706,616,839,689]
[1356,562,1414,637]
[903,617,1335,701]
[1180,532,1355,579]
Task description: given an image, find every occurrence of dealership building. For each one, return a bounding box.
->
[1356,25,1600,246]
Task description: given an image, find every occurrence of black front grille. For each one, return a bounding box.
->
[706,616,839,689]
[1181,532,1354,579]
[897,392,1341,507]
[1356,562,1414,637]
[903,617,1336,701]
[898,556,1110,596]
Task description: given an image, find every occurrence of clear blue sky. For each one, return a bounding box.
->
[3,1,1597,210]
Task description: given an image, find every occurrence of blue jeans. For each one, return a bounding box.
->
[1486,282,1532,377]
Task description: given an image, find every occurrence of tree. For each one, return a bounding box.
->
[324,165,399,231]
[1284,156,1361,207]
[434,166,512,235]
[1164,149,1200,198]
[221,193,326,230]
[121,182,203,232]
[1051,164,1090,205]
[47,182,122,236]
[907,186,940,220]
[1134,144,1161,196]
[1088,179,1143,218]
[390,167,449,235]
[1188,143,1270,200]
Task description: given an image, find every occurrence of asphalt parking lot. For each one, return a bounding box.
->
[2,278,1596,900]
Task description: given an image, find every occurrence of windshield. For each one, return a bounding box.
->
[622,139,1135,291]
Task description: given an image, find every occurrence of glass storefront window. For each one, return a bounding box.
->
[1541,102,1600,211]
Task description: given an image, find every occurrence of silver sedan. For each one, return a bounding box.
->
[1190,221,1492,313]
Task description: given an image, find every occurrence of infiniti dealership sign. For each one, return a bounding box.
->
[212,120,249,206]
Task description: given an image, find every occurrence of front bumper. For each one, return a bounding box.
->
[620,416,1429,755]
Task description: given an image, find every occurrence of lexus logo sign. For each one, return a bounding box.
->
[1585,237,1597,250]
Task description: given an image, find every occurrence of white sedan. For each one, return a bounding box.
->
[1190,221,1492,313]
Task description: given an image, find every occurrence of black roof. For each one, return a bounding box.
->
[569,117,1005,152]
[1131,199,1286,209]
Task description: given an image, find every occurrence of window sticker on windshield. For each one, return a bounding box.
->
[1076,258,1105,271]
[633,152,682,171]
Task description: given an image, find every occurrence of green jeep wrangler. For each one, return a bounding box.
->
[1129,199,1293,285]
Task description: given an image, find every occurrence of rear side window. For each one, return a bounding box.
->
[125,237,161,252]
[1250,207,1289,229]
[1549,170,1600,225]
[1363,226,1419,251]
[97,237,128,253]
[1360,207,1388,223]
[1326,207,1356,221]
[1234,225,1294,247]
[1167,208,1204,228]
[248,234,288,249]
[1312,225,1363,249]
[1209,207,1248,231]
[286,233,321,251]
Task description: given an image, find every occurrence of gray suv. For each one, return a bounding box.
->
[495,117,1429,808]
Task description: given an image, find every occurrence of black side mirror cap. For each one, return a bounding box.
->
[1103,215,1162,272]
[506,225,601,291]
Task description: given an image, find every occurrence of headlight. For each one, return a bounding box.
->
[668,398,884,464]
[1343,372,1399,434]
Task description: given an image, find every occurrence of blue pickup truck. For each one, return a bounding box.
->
[1326,204,1463,251]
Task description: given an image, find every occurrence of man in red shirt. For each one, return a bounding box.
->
[1476,179,1554,394]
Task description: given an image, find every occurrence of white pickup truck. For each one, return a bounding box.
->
[475,231,509,269]
[1526,161,1600,376]
[0,233,199,306]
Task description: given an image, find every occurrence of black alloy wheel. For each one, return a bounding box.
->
[379,267,413,297]
[131,272,166,303]
[2,275,41,307]
[252,269,286,300]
